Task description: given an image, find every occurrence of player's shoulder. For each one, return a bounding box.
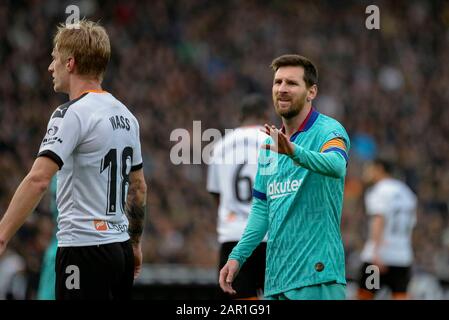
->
[315,111,349,143]
[383,178,417,201]
[373,178,414,199]
[237,126,266,142]
[376,178,401,191]
[316,112,347,133]
[108,94,140,124]
[51,91,107,120]
[50,92,91,120]
[220,126,257,144]
[84,92,138,121]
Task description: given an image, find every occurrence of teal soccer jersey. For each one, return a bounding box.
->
[229,108,350,297]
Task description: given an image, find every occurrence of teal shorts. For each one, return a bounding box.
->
[265,282,346,300]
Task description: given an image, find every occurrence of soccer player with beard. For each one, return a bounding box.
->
[219,54,350,300]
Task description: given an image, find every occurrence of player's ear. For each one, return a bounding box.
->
[66,56,76,73]
[307,84,318,102]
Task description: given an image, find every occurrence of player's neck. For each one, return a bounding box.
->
[68,76,103,100]
[281,103,311,138]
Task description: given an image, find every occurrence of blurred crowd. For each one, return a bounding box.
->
[1,0,449,298]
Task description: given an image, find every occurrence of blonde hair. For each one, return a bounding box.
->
[53,19,110,80]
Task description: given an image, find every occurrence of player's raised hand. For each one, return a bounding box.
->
[219,259,240,295]
[261,124,294,155]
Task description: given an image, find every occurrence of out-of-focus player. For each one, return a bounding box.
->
[358,159,417,300]
[207,94,269,299]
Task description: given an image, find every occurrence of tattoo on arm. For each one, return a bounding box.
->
[127,203,146,245]
[126,176,147,245]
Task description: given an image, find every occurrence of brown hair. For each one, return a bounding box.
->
[270,54,318,88]
[53,19,110,80]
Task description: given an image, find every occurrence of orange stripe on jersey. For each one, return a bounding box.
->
[81,89,108,95]
[320,138,346,152]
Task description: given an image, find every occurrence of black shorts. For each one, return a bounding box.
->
[55,240,134,300]
[358,262,411,294]
[219,241,266,299]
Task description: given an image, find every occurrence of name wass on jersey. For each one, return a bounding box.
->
[207,126,267,243]
[38,91,143,247]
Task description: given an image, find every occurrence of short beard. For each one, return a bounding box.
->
[276,99,305,119]
[278,105,300,119]
[274,89,308,119]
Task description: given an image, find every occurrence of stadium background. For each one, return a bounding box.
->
[0,0,448,299]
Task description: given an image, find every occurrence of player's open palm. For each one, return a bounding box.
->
[261,124,294,155]
[219,259,240,295]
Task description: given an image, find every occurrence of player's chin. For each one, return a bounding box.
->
[276,108,295,119]
[53,83,62,93]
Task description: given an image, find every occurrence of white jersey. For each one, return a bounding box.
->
[38,91,143,247]
[361,178,417,266]
[207,126,267,243]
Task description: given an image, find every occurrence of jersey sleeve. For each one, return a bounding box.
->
[131,118,143,171]
[320,123,350,164]
[37,107,84,169]
[252,139,272,201]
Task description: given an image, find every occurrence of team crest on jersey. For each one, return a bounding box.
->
[94,220,108,231]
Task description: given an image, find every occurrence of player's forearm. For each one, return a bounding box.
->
[289,144,347,178]
[228,197,268,266]
[126,179,147,245]
[0,174,50,243]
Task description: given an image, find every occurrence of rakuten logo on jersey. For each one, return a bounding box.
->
[267,179,303,199]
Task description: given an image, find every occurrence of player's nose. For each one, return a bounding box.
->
[278,81,289,93]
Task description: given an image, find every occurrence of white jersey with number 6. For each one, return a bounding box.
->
[361,178,417,266]
[207,126,267,243]
[38,91,143,247]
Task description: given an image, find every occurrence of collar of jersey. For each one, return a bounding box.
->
[281,107,320,141]
[80,89,108,95]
